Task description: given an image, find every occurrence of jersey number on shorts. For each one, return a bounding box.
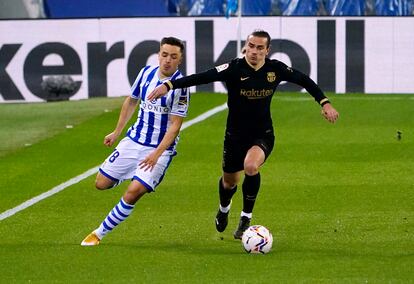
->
[109,150,120,163]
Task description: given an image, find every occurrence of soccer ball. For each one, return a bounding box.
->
[241,225,273,254]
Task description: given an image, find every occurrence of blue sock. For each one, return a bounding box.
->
[95,197,134,239]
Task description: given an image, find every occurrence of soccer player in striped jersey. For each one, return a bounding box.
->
[81,37,189,246]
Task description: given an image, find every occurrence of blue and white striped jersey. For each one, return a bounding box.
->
[126,65,189,152]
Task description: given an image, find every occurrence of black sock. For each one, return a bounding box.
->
[218,177,237,207]
[242,173,261,214]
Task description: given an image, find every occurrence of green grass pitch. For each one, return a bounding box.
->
[0,92,413,282]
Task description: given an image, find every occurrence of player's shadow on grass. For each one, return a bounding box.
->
[105,238,243,255]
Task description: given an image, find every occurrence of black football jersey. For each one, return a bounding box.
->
[172,57,327,136]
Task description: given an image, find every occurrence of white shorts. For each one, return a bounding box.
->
[99,137,175,192]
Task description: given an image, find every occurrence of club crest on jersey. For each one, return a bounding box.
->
[267,72,276,82]
[178,95,188,107]
[215,63,229,73]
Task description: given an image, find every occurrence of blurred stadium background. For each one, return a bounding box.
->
[1,0,414,103]
[1,0,413,18]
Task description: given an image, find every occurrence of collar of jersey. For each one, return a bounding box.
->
[243,57,266,72]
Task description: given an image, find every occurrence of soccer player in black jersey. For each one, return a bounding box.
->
[149,30,339,239]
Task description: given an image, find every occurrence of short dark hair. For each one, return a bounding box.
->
[249,30,271,48]
[160,37,185,53]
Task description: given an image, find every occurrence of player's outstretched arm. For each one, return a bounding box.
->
[148,67,223,101]
[321,103,339,123]
[147,83,169,101]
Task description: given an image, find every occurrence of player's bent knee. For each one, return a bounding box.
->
[94,172,116,190]
[222,173,241,189]
[95,182,107,190]
[95,179,113,190]
[124,186,149,204]
[223,180,238,189]
[244,163,259,176]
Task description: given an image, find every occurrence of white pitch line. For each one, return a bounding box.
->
[0,166,99,221]
[0,102,228,221]
[181,102,227,130]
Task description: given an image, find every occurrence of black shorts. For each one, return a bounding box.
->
[222,131,275,173]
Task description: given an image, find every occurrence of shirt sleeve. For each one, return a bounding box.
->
[130,67,147,99]
[171,62,232,89]
[276,61,327,104]
[170,87,190,118]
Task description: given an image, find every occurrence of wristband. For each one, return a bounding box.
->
[319,98,330,106]
[163,80,173,91]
